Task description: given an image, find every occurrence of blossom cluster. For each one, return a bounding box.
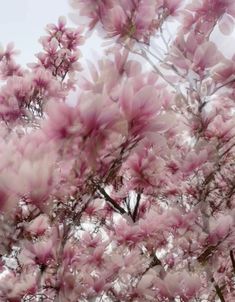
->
[0,1,235,301]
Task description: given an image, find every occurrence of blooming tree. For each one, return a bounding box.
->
[0,0,235,301]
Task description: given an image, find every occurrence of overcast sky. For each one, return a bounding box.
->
[0,1,73,65]
[0,0,234,67]
[0,0,103,66]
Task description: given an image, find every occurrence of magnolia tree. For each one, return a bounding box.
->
[1,0,235,301]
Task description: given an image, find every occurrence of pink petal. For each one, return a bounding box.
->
[219,13,235,35]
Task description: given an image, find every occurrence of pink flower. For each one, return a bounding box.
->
[193,41,223,71]
[181,150,208,174]
[0,272,37,301]
[83,274,109,296]
[209,214,233,244]
[125,143,165,191]
[164,272,201,299]
[163,0,183,16]
[102,6,127,37]
[43,100,77,139]
[19,238,55,266]
[84,245,106,267]
[219,13,235,34]
[25,214,49,236]
[114,218,140,246]
[205,114,235,140]
[120,82,167,136]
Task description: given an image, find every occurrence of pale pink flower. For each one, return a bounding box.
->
[164,272,201,299]
[25,214,50,236]
[19,238,54,266]
[209,214,234,244]
[114,218,140,246]
[82,274,109,296]
[43,100,77,139]
[0,271,37,301]
[219,13,235,34]
[181,150,208,174]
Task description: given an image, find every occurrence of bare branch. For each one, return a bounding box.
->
[133,192,141,222]
[97,185,126,215]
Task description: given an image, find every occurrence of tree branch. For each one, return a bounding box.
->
[97,185,126,215]
[211,277,225,302]
[230,250,235,275]
[133,192,141,222]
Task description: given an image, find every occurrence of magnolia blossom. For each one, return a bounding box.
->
[0,1,235,302]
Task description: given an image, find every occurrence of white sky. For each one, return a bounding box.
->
[0,0,72,65]
[0,0,102,66]
[0,0,234,68]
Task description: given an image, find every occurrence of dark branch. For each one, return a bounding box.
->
[211,278,225,302]
[230,250,235,275]
[124,196,132,217]
[142,253,162,276]
[98,186,126,215]
[133,192,141,222]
